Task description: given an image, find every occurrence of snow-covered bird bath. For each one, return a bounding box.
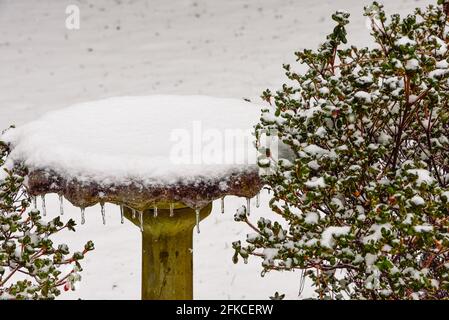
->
[2,95,263,300]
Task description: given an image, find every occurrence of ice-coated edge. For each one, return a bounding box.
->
[24,166,262,211]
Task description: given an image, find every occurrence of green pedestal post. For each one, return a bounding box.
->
[124,204,212,300]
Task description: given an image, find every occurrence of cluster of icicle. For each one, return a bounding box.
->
[31,192,261,234]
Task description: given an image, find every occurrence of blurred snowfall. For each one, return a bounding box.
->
[0,0,435,299]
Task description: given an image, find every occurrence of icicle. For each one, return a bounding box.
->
[120,205,124,224]
[41,195,46,216]
[81,207,86,225]
[153,205,158,218]
[139,211,144,232]
[195,209,200,234]
[246,197,251,216]
[132,208,136,219]
[221,197,225,214]
[298,269,306,297]
[256,193,260,208]
[59,194,64,216]
[32,196,37,209]
[169,203,174,217]
[101,203,106,225]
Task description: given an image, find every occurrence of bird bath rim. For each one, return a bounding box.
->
[23,166,262,212]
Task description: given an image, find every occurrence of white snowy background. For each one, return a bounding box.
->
[0,0,435,299]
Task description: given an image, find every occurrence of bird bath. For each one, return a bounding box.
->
[2,95,263,300]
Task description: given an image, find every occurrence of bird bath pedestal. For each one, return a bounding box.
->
[125,204,212,300]
[2,96,263,300]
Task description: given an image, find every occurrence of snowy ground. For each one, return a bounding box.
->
[0,0,435,299]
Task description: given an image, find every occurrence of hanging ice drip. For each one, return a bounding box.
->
[256,192,260,208]
[120,205,124,224]
[169,203,174,217]
[80,207,86,225]
[59,194,64,215]
[195,209,200,234]
[139,211,144,232]
[132,208,137,219]
[101,203,106,225]
[32,196,37,209]
[246,197,251,216]
[153,205,158,218]
[41,195,46,216]
[221,197,225,214]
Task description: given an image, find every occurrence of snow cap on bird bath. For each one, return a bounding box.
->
[2,95,267,299]
[2,95,264,211]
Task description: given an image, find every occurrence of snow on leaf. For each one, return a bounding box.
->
[395,36,416,46]
[354,91,372,103]
[414,225,433,232]
[410,195,425,206]
[321,226,350,248]
[305,176,326,189]
[407,169,435,186]
[362,223,392,244]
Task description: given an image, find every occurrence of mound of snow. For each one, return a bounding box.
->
[2,95,262,185]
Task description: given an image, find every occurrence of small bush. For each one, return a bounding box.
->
[234,2,449,299]
[0,129,94,299]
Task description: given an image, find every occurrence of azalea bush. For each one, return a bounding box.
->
[0,131,94,299]
[234,2,449,299]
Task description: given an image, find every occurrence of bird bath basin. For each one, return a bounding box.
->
[2,95,263,300]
